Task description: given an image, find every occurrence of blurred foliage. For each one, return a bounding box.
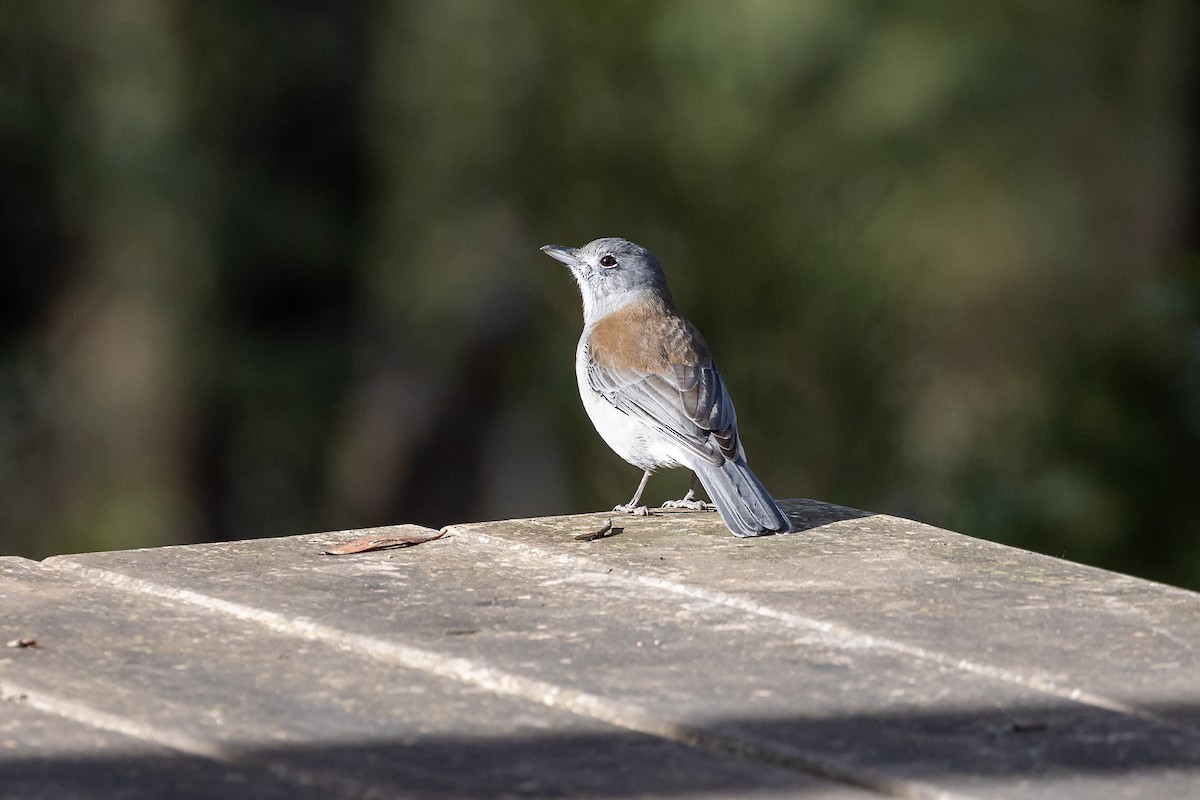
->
[1,2,1198,588]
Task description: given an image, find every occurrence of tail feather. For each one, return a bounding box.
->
[692,458,792,537]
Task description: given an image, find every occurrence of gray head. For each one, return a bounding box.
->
[541,237,673,324]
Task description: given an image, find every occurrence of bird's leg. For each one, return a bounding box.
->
[613,470,652,516]
[661,473,710,511]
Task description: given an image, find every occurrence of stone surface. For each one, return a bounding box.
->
[2,502,1199,798]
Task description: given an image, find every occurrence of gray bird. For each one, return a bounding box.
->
[542,237,793,537]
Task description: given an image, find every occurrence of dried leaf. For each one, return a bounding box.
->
[323,530,446,555]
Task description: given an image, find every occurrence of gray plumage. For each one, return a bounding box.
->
[542,237,792,537]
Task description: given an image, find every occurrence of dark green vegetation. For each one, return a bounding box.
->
[2,3,1198,587]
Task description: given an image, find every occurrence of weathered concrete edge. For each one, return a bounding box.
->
[18,501,1198,799]
[443,503,1198,738]
[28,502,1199,743]
[0,675,424,800]
[37,554,931,800]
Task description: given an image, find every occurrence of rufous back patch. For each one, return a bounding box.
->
[588,299,710,374]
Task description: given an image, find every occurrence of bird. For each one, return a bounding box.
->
[541,237,793,537]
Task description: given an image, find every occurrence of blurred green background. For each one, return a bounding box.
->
[2,2,1198,588]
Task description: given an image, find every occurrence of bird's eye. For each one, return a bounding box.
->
[599,254,617,268]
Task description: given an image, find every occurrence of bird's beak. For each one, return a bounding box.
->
[540,244,582,268]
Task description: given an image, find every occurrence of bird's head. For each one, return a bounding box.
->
[541,237,672,323]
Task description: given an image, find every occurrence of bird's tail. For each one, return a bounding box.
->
[692,458,793,537]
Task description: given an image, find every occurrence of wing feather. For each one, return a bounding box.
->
[584,309,740,466]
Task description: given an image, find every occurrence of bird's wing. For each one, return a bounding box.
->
[585,311,740,466]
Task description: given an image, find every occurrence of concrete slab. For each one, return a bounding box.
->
[3,503,1199,798]
[2,526,865,800]
[0,699,315,800]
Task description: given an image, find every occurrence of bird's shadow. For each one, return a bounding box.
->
[778,498,874,534]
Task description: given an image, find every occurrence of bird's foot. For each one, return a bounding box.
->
[660,489,709,511]
[662,498,709,511]
[613,503,651,516]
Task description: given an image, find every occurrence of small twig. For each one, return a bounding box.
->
[574,518,622,541]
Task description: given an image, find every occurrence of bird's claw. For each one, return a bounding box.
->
[613,503,651,516]
[662,498,709,511]
[660,488,709,511]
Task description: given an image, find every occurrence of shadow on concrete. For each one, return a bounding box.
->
[781,498,874,534]
[5,699,1200,799]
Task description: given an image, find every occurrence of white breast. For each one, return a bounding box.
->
[575,336,685,473]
